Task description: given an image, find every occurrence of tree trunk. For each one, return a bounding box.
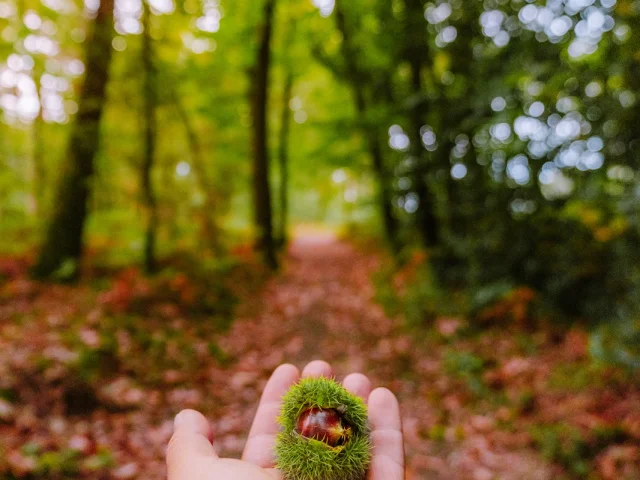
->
[32,0,115,280]
[277,71,293,248]
[251,0,278,269]
[141,1,158,274]
[334,0,399,251]
[31,97,45,215]
[403,0,440,247]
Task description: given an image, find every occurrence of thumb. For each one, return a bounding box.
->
[167,410,217,478]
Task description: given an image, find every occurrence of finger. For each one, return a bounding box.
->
[343,373,372,402]
[301,360,333,378]
[242,364,300,467]
[167,410,217,477]
[367,388,404,480]
[265,468,284,479]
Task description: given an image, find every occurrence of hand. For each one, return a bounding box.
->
[166,360,404,479]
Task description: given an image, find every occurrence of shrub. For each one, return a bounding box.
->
[435,203,640,324]
[590,312,640,370]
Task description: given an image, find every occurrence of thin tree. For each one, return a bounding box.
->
[32,67,46,215]
[250,0,278,269]
[169,83,222,254]
[402,0,440,247]
[32,0,115,280]
[276,70,293,249]
[334,0,400,251]
[276,22,297,249]
[141,0,158,274]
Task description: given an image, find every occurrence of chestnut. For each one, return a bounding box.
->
[295,407,352,447]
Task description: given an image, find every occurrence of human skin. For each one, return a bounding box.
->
[166,360,405,480]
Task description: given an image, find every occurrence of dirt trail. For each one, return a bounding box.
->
[224,236,398,378]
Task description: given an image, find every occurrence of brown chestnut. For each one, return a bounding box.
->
[295,407,352,447]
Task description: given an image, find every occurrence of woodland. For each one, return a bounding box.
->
[0,0,639,478]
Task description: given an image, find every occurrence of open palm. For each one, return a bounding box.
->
[166,360,404,480]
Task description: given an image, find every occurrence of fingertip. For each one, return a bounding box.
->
[262,364,300,398]
[368,387,399,407]
[343,373,372,402]
[369,387,398,402]
[174,409,206,427]
[167,410,216,473]
[174,409,213,442]
[272,363,300,380]
[368,388,402,430]
[257,363,300,407]
[301,360,333,378]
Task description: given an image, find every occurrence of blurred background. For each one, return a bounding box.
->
[0,0,639,478]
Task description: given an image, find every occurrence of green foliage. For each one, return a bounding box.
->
[52,259,239,385]
[443,350,488,397]
[66,311,229,386]
[49,259,79,283]
[372,265,403,317]
[16,443,83,477]
[547,362,605,392]
[207,342,231,366]
[530,423,630,479]
[72,332,120,382]
[0,389,17,403]
[374,258,469,328]
[437,205,640,323]
[154,258,239,320]
[401,267,449,328]
[530,424,591,478]
[590,314,640,370]
[82,450,116,471]
[276,377,371,480]
[9,445,114,479]
[427,424,447,442]
[470,281,516,314]
[35,449,81,477]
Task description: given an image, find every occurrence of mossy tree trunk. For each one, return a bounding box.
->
[31,68,46,216]
[251,0,278,269]
[334,0,400,252]
[277,71,293,249]
[32,0,115,280]
[141,0,158,274]
[276,22,297,250]
[403,0,440,248]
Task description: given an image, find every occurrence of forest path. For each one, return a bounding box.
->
[214,236,554,480]
[225,235,399,379]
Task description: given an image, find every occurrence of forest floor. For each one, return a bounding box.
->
[0,236,639,479]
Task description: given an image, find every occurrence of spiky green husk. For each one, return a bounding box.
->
[275,377,371,480]
[276,431,370,480]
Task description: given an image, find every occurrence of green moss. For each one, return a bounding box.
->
[428,424,446,441]
[547,362,606,392]
[82,448,115,471]
[528,423,629,479]
[443,349,489,396]
[36,448,81,476]
[275,377,371,480]
[0,388,17,402]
